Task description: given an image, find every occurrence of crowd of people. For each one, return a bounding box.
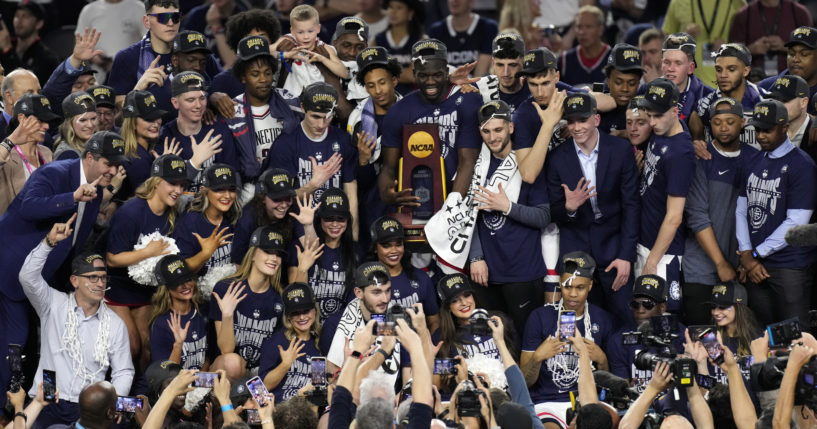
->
[3,0,817,428]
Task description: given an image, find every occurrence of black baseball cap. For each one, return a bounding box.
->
[258,168,296,200]
[411,39,448,63]
[627,94,647,111]
[768,74,809,102]
[154,254,196,289]
[316,188,351,219]
[354,261,391,289]
[662,32,697,59]
[86,85,116,108]
[85,131,127,164]
[709,97,744,119]
[706,281,747,307]
[632,274,668,303]
[436,273,474,303]
[492,32,525,58]
[785,26,817,49]
[370,216,404,244]
[517,48,558,77]
[201,163,240,191]
[237,35,272,62]
[71,252,106,276]
[478,100,512,124]
[173,30,211,55]
[561,251,596,278]
[171,71,208,97]
[604,43,643,75]
[282,282,316,315]
[123,90,167,121]
[249,225,287,255]
[13,94,61,123]
[563,92,597,120]
[62,92,96,118]
[300,82,338,113]
[151,154,188,185]
[17,0,45,21]
[146,360,181,403]
[357,47,391,75]
[713,43,751,66]
[747,99,788,131]
[333,16,369,42]
[642,78,680,113]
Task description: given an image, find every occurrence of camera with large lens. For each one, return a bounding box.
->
[470,309,493,336]
[386,304,413,330]
[623,316,695,386]
[456,380,484,418]
[633,352,697,386]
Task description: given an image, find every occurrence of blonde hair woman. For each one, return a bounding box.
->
[53,92,98,160]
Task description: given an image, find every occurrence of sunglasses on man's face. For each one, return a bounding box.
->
[148,12,181,25]
[629,299,657,310]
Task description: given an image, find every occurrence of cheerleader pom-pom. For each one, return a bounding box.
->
[198,264,237,299]
[127,232,179,286]
[466,353,507,390]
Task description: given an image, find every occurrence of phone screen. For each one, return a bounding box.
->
[311,357,327,387]
[560,312,576,341]
[43,370,56,402]
[193,372,219,388]
[7,345,22,373]
[116,396,143,413]
[696,374,716,389]
[699,328,724,364]
[245,376,270,407]
[433,359,453,375]
[245,409,261,425]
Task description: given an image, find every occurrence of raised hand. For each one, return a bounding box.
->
[193,224,233,257]
[8,115,45,145]
[74,175,103,202]
[151,136,182,158]
[561,177,596,213]
[648,360,674,392]
[279,337,306,367]
[289,193,319,226]
[111,166,128,190]
[308,153,342,188]
[449,61,480,85]
[533,90,566,127]
[135,55,167,90]
[211,281,247,316]
[474,183,511,213]
[356,131,376,166]
[71,28,104,64]
[167,310,191,345]
[296,235,324,270]
[189,129,223,169]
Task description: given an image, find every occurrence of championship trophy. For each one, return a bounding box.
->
[393,124,447,250]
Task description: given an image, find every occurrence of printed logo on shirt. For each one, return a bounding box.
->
[547,351,580,392]
[745,171,783,229]
[309,266,346,321]
[639,143,662,196]
[234,312,279,367]
[482,211,506,234]
[297,157,341,203]
[182,331,207,370]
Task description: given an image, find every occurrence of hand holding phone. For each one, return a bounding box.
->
[245,376,271,407]
[311,357,327,387]
[43,370,56,402]
[116,396,144,413]
[699,328,725,365]
[193,372,220,388]
[560,311,576,341]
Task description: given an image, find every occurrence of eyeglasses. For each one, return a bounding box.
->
[78,274,110,284]
[148,12,181,25]
[629,299,656,310]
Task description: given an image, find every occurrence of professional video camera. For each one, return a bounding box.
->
[594,371,640,411]
[456,380,485,418]
[621,315,697,386]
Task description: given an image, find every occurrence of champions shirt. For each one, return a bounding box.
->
[694,83,763,149]
[427,15,498,69]
[381,89,483,182]
[173,211,234,277]
[522,304,614,403]
[149,307,208,370]
[288,245,348,323]
[258,331,321,401]
[267,124,358,204]
[209,279,285,371]
[638,130,695,254]
[389,269,440,316]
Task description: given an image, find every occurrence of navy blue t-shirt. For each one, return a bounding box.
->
[599,105,627,135]
[231,209,295,265]
[120,144,154,200]
[477,155,548,282]
[106,197,172,305]
[289,245,348,323]
[741,144,817,268]
[381,89,482,181]
[435,325,501,361]
[149,307,208,369]
[159,119,238,194]
[511,96,565,151]
[498,85,531,114]
[522,304,614,403]
[173,211,234,276]
[258,331,321,401]
[267,125,357,204]
[638,130,695,254]
[374,30,421,96]
[208,279,285,370]
[209,68,245,99]
[427,16,498,69]
[389,269,439,316]
[607,321,687,392]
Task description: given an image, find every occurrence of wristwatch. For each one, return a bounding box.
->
[0,137,15,152]
[106,184,117,194]
[469,256,484,264]
[751,249,761,259]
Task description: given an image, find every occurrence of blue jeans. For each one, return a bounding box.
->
[746,265,815,326]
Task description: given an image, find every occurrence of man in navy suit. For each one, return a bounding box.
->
[0,129,126,406]
[546,92,640,326]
